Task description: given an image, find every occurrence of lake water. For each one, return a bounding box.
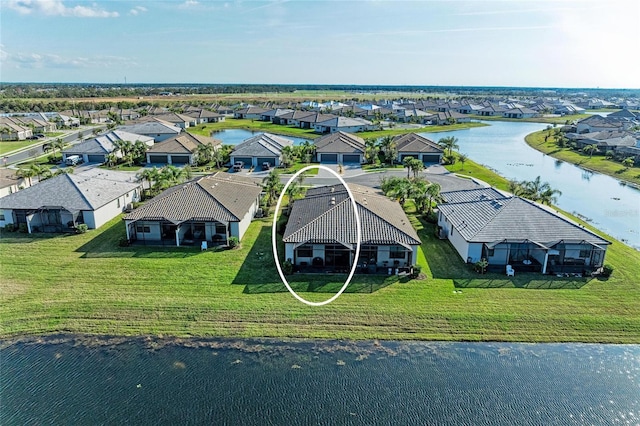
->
[419,121,640,250]
[1,336,638,425]
[211,129,311,146]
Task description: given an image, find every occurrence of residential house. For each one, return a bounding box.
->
[477,104,508,117]
[123,172,262,246]
[456,103,484,114]
[117,119,182,142]
[278,110,316,126]
[282,184,421,271]
[394,133,444,164]
[313,116,375,134]
[62,130,154,164]
[394,108,431,123]
[502,108,538,119]
[184,108,226,124]
[576,115,632,133]
[146,133,221,165]
[0,169,141,232]
[260,108,295,124]
[0,168,30,199]
[297,112,338,129]
[436,188,610,274]
[0,119,32,140]
[230,133,294,169]
[234,106,269,119]
[140,113,195,129]
[314,131,366,164]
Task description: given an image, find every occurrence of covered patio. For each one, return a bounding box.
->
[125,217,231,247]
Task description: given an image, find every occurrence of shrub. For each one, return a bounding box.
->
[601,264,614,277]
[282,259,293,275]
[75,224,88,234]
[119,238,130,247]
[228,236,240,249]
[423,211,438,223]
[18,223,28,233]
[3,223,16,232]
[410,264,422,279]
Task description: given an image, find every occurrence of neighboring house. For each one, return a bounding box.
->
[282,184,421,271]
[576,115,630,133]
[230,133,294,169]
[313,116,375,133]
[0,169,141,232]
[394,133,444,164]
[117,119,182,142]
[140,113,195,129]
[477,104,508,116]
[0,168,30,199]
[146,133,221,165]
[62,130,154,164]
[457,103,484,114]
[607,109,639,120]
[123,173,262,246]
[234,106,269,119]
[0,119,32,140]
[184,108,226,124]
[314,131,366,164]
[394,108,431,123]
[570,130,638,151]
[297,112,338,129]
[502,108,538,119]
[279,110,316,126]
[436,188,610,274]
[260,108,294,124]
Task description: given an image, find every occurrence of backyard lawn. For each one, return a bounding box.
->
[1,212,639,343]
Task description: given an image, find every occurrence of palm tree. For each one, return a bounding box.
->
[280,146,295,168]
[403,156,415,178]
[30,164,51,182]
[196,143,214,166]
[622,157,634,170]
[458,153,468,170]
[381,176,412,206]
[262,169,284,206]
[424,182,443,214]
[538,187,562,205]
[364,138,379,164]
[16,167,36,186]
[379,135,397,166]
[132,140,149,165]
[137,167,160,191]
[438,136,459,157]
[583,144,598,158]
[409,178,429,213]
[507,179,524,196]
[105,152,119,168]
[50,138,65,162]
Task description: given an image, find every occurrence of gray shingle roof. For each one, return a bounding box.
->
[63,130,154,155]
[438,196,610,246]
[231,133,293,158]
[283,184,421,247]
[314,131,365,154]
[147,133,221,154]
[441,187,509,204]
[0,170,140,211]
[117,120,181,136]
[393,133,443,153]
[123,172,262,223]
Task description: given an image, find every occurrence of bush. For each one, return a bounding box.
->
[282,259,293,275]
[410,264,422,279]
[18,223,28,233]
[228,236,240,249]
[119,238,130,247]
[423,211,438,223]
[3,223,16,232]
[601,264,614,277]
[75,224,88,234]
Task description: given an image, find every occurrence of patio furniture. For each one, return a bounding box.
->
[506,265,515,276]
[201,241,208,251]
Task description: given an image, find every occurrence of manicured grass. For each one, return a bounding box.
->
[0,140,40,155]
[1,210,639,343]
[444,158,511,189]
[525,130,640,187]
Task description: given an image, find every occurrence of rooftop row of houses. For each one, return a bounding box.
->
[567,111,640,158]
[0,167,610,276]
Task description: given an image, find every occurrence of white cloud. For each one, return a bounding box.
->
[2,49,135,69]
[6,0,119,18]
[179,0,199,8]
[129,6,147,16]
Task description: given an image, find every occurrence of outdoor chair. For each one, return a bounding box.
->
[506,265,515,276]
[201,241,208,251]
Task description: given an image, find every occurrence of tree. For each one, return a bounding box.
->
[519,176,562,205]
[424,182,443,214]
[132,140,148,165]
[30,164,51,182]
[280,146,295,168]
[379,135,397,166]
[381,176,412,206]
[196,143,214,166]
[583,144,598,158]
[458,153,468,170]
[403,156,415,178]
[16,167,36,186]
[136,167,160,191]
[538,186,563,205]
[622,157,634,170]
[364,138,379,164]
[438,136,459,157]
[50,138,65,162]
[105,152,119,168]
[262,169,284,206]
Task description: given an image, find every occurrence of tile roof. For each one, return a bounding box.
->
[283,184,421,247]
[147,132,221,154]
[123,172,262,223]
[393,133,443,153]
[315,116,373,127]
[0,170,140,211]
[314,131,366,154]
[231,133,293,158]
[117,120,181,136]
[438,196,610,246]
[63,130,154,155]
[441,187,509,204]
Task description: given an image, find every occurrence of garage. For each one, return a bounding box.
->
[149,155,168,164]
[171,155,190,165]
[421,154,441,164]
[342,154,361,163]
[257,157,275,167]
[87,154,105,163]
[320,153,338,163]
[232,157,252,168]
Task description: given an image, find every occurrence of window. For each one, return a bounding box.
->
[389,246,405,259]
[579,249,591,258]
[117,198,121,208]
[0,210,4,221]
[215,223,227,234]
[358,245,378,264]
[296,245,313,258]
[136,225,150,233]
[486,248,495,257]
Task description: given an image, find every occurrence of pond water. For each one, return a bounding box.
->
[211,129,311,146]
[1,337,638,425]
[419,121,640,250]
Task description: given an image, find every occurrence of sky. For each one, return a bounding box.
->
[1,0,639,88]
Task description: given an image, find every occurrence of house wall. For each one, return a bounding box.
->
[235,198,259,240]
[285,243,295,262]
[1,208,14,227]
[126,220,162,241]
[448,224,471,262]
[0,183,19,198]
[90,187,141,229]
[487,243,509,265]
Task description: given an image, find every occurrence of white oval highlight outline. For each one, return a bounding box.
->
[271,165,362,306]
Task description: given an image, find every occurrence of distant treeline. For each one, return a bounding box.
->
[1,82,638,100]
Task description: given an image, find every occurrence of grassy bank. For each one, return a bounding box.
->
[186,119,487,140]
[2,204,639,342]
[0,140,39,155]
[525,130,640,187]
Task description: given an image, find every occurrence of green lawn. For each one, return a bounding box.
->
[0,140,40,155]
[525,130,640,187]
[1,207,639,342]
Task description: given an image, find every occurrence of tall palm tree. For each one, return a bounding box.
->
[50,138,65,162]
[16,167,36,186]
[364,138,379,164]
[424,182,443,214]
[30,164,51,182]
[403,156,415,178]
[196,143,214,166]
[262,169,284,206]
[137,167,160,191]
[438,136,459,157]
[583,144,598,158]
[382,176,412,206]
[538,187,562,205]
[458,153,468,170]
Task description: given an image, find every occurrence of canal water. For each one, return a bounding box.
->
[211,128,311,146]
[420,121,640,250]
[1,337,638,425]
